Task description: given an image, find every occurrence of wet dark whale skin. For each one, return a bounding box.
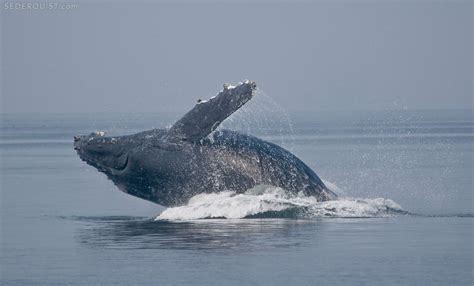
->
[75,129,335,207]
[74,81,336,207]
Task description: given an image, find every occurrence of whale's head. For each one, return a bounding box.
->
[73,129,182,204]
[74,131,131,176]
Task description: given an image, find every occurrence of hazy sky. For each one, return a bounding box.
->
[1,0,472,113]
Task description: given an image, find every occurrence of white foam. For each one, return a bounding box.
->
[155,185,404,221]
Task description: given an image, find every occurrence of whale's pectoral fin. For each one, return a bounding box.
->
[166,80,257,142]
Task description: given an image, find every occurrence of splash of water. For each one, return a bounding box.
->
[155,184,404,221]
[219,89,296,152]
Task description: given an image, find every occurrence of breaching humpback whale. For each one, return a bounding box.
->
[74,81,337,207]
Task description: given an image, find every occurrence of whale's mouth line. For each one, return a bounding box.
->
[78,151,129,175]
[104,154,129,176]
[113,154,129,172]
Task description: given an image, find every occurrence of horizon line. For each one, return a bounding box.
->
[1,107,473,116]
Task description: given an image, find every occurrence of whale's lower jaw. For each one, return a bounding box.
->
[76,150,129,178]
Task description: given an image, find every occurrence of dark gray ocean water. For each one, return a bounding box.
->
[1,109,473,285]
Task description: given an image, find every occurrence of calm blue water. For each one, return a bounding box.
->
[1,109,473,285]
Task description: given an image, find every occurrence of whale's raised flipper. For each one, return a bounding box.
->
[167,80,257,142]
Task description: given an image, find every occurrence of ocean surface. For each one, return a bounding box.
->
[1,106,473,285]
